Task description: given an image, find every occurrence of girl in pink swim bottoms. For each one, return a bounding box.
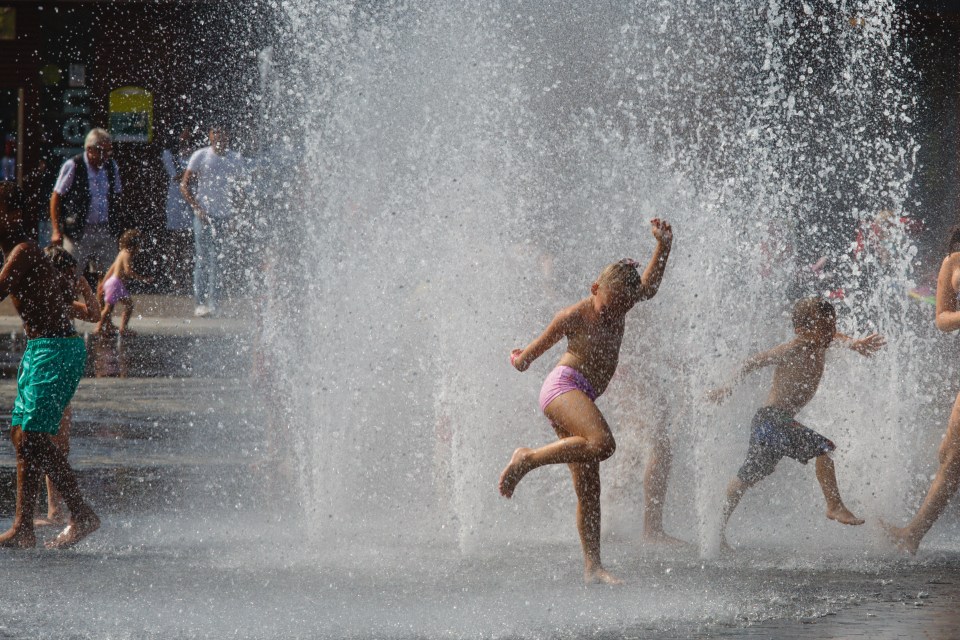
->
[96,229,154,336]
[498,218,673,585]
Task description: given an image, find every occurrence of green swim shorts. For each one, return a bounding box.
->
[12,336,86,435]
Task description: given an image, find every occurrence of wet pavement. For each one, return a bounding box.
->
[0,298,958,638]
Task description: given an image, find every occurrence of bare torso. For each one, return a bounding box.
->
[557,298,626,396]
[1,242,74,338]
[104,250,133,282]
[766,339,826,414]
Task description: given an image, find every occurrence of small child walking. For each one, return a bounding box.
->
[708,297,885,550]
[96,229,153,336]
[499,218,672,585]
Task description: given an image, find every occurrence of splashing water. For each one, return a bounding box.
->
[261,0,936,564]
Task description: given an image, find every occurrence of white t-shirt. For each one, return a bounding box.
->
[186,147,247,219]
[53,152,122,226]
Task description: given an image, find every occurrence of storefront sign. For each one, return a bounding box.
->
[109,86,153,143]
[0,8,15,41]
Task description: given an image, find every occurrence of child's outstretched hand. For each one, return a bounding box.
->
[851,333,886,357]
[706,387,731,404]
[510,349,529,372]
[651,218,673,247]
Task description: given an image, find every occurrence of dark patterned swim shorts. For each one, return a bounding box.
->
[736,406,836,484]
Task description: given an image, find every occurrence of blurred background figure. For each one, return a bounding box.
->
[180,123,248,317]
[49,128,123,285]
[161,127,196,293]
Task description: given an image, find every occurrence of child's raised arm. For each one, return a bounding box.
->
[832,332,886,357]
[707,342,793,404]
[632,218,673,302]
[511,309,573,372]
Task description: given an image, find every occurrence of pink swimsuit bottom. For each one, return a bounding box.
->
[102,276,130,305]
[539,365,599,413]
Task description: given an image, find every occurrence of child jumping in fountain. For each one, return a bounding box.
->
[708,297,885,550]
[96,229,153,336]
[499,218,672,585]
[0,183,100,549]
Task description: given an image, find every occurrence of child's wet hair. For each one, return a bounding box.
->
[44,245,77,273]
[118,229,142,251]
[946,225,960,255]
[792,297,836,331]
[597,259,642,291]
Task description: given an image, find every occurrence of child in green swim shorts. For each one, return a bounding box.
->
[707,297,885,550]
[0,183,100,549]
[35,247,100,527]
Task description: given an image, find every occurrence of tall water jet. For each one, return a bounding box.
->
[262,0,928,561]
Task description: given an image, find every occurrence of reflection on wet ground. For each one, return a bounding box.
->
[0,332,250,378]
[1,519,960,639]
[0,337,958,637]
[0,377,267,515]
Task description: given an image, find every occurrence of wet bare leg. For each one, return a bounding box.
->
[0,427,40,548]
[816,455,864,526]
[642,434,687,546]
[118,298,134,334]
[719,477,752,551]
[884,397,960,554]
[498,391,620,581]
[570,461,622,585]
[37,409,72,527]
[19,432,99,549]
[95,302,116,335]
[883,446,960,554]
[498,391,616,498]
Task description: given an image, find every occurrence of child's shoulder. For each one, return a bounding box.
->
[5,241,40,265]
[762,337,806,361]
[558,298,591,320]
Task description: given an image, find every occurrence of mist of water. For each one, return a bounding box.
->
[260,0,938,561]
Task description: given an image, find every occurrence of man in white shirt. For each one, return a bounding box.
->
[180,125,246,317]
[49,128,123,276]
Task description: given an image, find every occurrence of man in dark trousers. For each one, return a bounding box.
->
[49,128,122,281]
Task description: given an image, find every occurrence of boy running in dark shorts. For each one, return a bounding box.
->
[707,298,885,550]
[0,183,99,549]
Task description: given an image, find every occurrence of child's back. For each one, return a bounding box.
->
[103,248,134,283]
[1,242,74,338]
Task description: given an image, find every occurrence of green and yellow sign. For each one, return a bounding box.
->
[109,86,153,143]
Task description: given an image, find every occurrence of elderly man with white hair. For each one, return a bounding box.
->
[49,128,123,276]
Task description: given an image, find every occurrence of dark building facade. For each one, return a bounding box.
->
[0,0,272,283]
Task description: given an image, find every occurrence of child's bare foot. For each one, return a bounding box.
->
[34,513,68,528]
[826,505,865,526]
[643,530,690,547]
[585,566,624,586]
[45,511,100,549]
[0,526,36,549]
[879,518,920,555]
[498,447,533,498]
